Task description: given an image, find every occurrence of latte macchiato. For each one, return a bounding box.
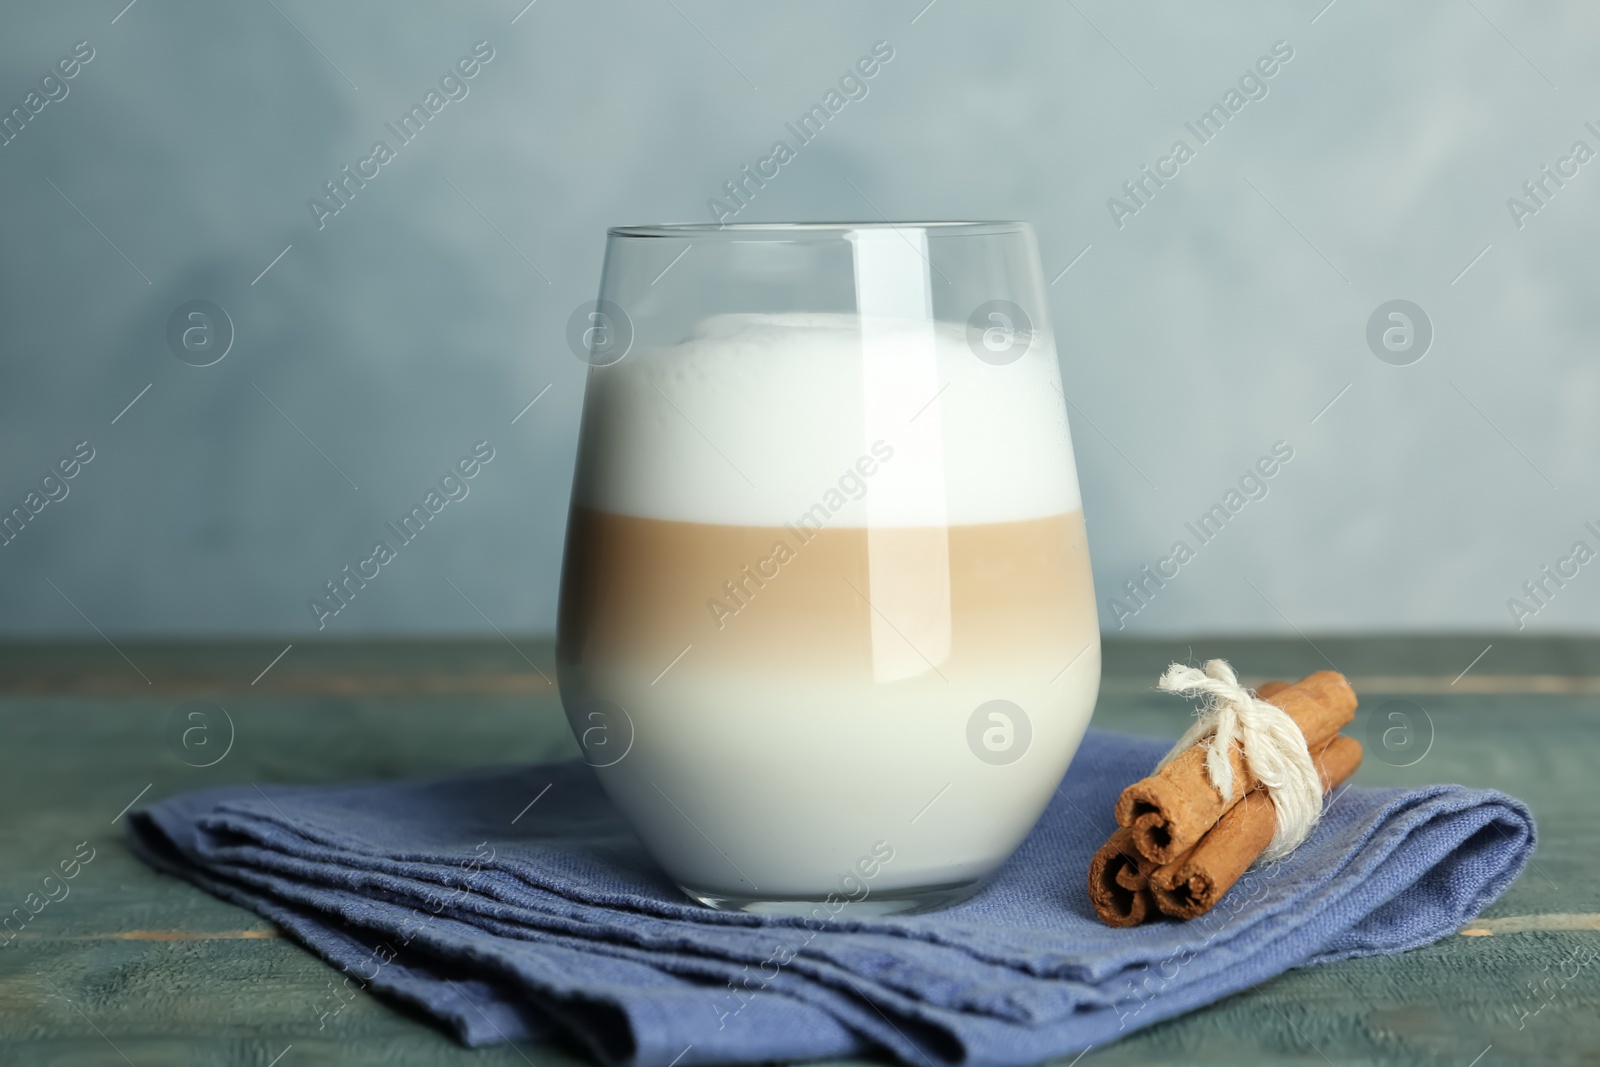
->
[558,312,1099,905]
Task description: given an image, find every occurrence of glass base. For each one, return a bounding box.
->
[680,878,985,917]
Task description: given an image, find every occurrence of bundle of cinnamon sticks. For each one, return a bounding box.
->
[1089,671,1362,926]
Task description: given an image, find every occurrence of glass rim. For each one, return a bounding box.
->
[607,221,1031,239]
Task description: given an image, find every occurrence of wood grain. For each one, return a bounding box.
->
[1,636,1595,1066]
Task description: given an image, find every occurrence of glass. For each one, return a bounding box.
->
[557,222,1099,915]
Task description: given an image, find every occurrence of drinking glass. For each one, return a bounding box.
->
[558,222,1099,915]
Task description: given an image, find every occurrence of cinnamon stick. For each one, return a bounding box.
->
[1148,735,1363,919]
[1089,677,1287,928]
[1114,671,1357,865]
[1087,826,1154,927]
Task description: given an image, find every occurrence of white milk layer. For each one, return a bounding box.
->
[574,313,1081,527]
[576,650,1102,898]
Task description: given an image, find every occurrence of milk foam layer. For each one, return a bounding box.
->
[575,313,1081,527]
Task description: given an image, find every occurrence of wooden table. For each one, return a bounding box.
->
[1,636,1595,1065]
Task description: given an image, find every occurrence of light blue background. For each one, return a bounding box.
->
[1,1,1595,637]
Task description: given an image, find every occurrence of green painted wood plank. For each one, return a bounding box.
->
[1,638,1595,1065]
[7,633,1600,695]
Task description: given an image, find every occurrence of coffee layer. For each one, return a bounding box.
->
[559,508,1097,681]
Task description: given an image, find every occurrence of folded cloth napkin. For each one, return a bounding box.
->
[126,730,1533,1066]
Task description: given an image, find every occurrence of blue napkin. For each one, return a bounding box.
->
[125,730,1533,1065]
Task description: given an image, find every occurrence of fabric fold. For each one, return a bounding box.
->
[126,731,1534,1066]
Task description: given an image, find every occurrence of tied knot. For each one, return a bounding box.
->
[1156,659,1323,861]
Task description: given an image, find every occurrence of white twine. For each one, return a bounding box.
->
[1155,659,1323,862]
